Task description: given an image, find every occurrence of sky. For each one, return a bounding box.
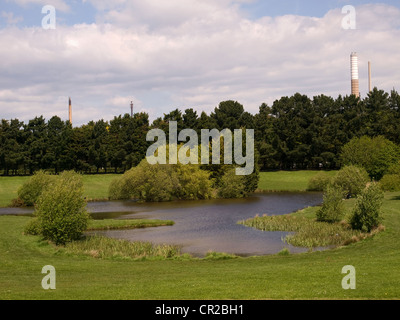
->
[0,0,400,126]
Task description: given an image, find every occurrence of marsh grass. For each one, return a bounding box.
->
[239,214,380,249]
[63,235,182,260]
[87,219,174,231]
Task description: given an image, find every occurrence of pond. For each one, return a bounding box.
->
[0,192,323,257]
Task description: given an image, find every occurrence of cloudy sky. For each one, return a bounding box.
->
[1,0,399,126]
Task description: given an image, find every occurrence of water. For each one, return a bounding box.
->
[0,192,323,257]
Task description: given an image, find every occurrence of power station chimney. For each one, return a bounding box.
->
[350,52,360,98]
[130,101,133,118]
[69,97,72,125]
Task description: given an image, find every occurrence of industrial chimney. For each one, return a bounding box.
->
[69,97,72,124]
[350,52,360,98]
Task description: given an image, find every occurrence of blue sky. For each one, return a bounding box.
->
[2,0,400,28]
[0,1,399,125]
[242,0,400,18]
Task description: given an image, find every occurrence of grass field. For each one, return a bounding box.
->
[257,170,337,192]
[0,171,399,299]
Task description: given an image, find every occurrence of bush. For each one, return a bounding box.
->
[350,183,384,232]
[217,168,246,199]
[34,171,90,245]
[341,136,400,180]
[379,174,400,192]
[307,171,333,191]
[332,165,369,198]
[17,171,55,206]
[316,184,346,223]
[109,160,214,202]
[387,161,400,175]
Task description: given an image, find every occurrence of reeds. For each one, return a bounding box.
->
[64,235,181,260]
[239,214,366,249]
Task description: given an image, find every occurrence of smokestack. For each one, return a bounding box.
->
[368,61,372,93]
[130,101,133,118]
[69,97,72,125]
[351,52,360,98]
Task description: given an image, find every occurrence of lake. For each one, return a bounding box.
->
[87,192,323,257]
[0,192,322,256]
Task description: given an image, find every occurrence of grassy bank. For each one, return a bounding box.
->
[1,191,400,299]
[257,170,337,192]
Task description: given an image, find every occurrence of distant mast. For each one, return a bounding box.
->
[69,97,72,125]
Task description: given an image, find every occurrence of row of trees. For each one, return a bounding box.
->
[1,88,400,175]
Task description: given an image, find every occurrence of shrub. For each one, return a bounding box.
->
[24,217,42,235]
[17,171,55,206]
[217,168,246,198]
[35,171,90,245]
[109,159,214,202]
[379,174,400,192]
[316,184,346,223]
[350,183,384,232]
[341,135,400,180]
[307,171,333,191]
[332,165,369,198]
[387,161,400,175]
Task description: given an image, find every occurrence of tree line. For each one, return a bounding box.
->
[1,87,400,176]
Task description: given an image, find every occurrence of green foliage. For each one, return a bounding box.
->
[64,235,181,260]
[307,171,333,191]
[341,136,400,180]
[316,184,345,223]
[34,171,90,245]
[379,174,400,192]
[332,165,370,198]
[217,168,246,199]
[387,161,400,175]
[277,247,290,256]
[350,183,384,232]
[109,159,214,202]
[17,171,55,206]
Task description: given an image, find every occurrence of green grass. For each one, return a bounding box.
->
[0,176,29,207]
[1,192,400,299]
[87,219,174,230]
[0,174,119,207]
[81,174,119,201]
[63,235,182,260]
[257,170,337,192]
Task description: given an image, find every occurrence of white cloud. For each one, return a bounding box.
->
[0,3,399,125]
